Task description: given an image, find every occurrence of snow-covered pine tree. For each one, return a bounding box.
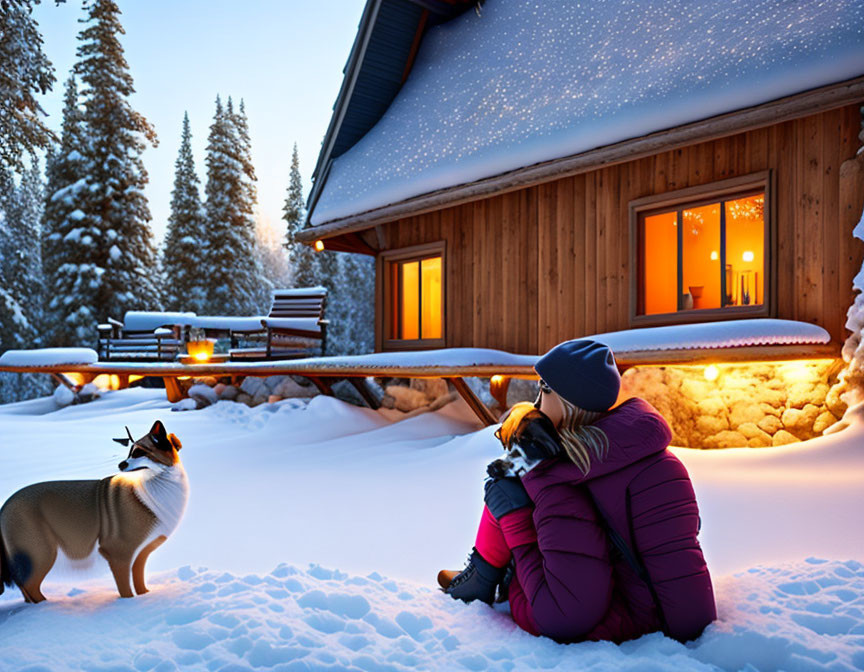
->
[42,75,95,346]
[203,96,268,315]
[0,162,52,402]
[0,169,30,350]
[281,145,320,288]
[72,0,161,327]
[232,98,270,309]
[0,0,55,173]
[318,252,374,356]
[163,112,207,312]
[283,143,303,253]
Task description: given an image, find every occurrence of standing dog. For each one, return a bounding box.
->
[0,420,189,602]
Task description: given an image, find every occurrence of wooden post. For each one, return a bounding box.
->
[445,377,498,426]
[348,377,381,409]
[163,377,184,403]
[489,375,511,411]
[307,376,333,396]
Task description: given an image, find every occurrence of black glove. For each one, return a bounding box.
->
[484,477,532,520]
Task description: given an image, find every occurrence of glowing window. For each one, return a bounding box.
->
[638,190,765,316]
[391,253,443,341]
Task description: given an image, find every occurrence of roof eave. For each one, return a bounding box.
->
[298,75,864,244]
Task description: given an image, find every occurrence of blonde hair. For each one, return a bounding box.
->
[557,398,609,475]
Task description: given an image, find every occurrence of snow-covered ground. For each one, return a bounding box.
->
[1,388,863,670]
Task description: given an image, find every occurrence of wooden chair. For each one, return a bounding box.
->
[230,287,329,360]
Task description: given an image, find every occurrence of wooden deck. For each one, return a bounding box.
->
[0,342,839,426]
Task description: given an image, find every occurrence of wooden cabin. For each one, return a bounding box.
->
[300,0,864,358]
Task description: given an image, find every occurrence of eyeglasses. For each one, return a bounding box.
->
[534,379,552,408]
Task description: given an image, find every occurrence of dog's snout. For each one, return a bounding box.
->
[118,460,128,471]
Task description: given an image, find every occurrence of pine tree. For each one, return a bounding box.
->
[281,144,320,289]
[163,112,206,312]
[203,95,268,315]
[0,0,55,172]
[317,252,374,356]
[72,0,161,328]
[282,143,304,253]
[42,76,93,345]
[0,162,52,401]
[1,164,45,333]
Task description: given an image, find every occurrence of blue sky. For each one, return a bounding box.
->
[33,0,367,243]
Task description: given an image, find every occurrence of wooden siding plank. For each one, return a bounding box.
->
[822,109,842,342]
[536,181,555,351]
[584,172,598,335]
[800,115,823,325]
[570,175,586,341]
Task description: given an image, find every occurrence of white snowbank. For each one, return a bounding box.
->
[589,318,830,353]
[0,347,99,367]
[1,389,863,670]
[312,0,864,224]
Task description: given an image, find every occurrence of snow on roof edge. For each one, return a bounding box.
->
[310,0,864,226]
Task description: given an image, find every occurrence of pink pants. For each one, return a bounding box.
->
[473,504,541,636]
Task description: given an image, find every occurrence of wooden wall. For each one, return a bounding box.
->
[375,103,864,353]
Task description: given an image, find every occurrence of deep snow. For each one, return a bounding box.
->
[1,388,863,670]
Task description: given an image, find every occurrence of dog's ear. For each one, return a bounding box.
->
[150,420,174,451]
[167,433,182,451]
[150,420,167,440]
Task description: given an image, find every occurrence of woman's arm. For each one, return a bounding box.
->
[498,480,614,641]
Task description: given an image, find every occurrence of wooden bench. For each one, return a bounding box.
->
[97,317,188,362]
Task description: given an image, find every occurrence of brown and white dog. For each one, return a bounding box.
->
[0,420,189,602]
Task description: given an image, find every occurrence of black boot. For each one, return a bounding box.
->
[437,548,505,605]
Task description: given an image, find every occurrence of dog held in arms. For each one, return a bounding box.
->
[0,420,188,603]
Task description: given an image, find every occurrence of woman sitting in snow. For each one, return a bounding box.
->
[438,339,716,643]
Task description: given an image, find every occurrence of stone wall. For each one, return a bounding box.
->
[619,359,848,448]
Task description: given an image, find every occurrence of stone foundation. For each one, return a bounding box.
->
[620,359,848,448]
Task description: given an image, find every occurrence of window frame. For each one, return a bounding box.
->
[380,241,447,351]
[629,171,774,327]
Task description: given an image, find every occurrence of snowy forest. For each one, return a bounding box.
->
[0,0,373,403]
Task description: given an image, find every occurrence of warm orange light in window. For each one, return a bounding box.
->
[725,194,764,307]
[682,202,721,310]
[401,261,420,340]
[394,255,443,340]
[643,211,678,315]
[420,257,442,339]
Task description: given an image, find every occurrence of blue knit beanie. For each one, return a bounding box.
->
[534,339,620,412]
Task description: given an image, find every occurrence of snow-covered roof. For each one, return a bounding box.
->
[310,0,864,226]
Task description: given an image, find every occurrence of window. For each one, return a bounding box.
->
[631,174,771,325]
[382,242,445,348]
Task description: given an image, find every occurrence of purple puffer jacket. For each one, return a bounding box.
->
[500,397,716,643]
